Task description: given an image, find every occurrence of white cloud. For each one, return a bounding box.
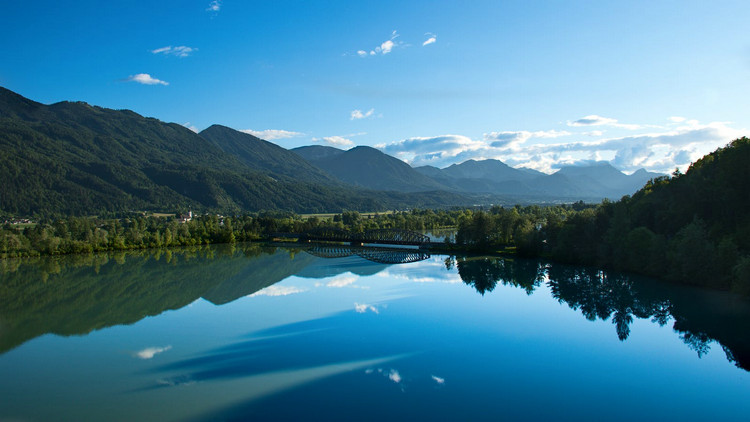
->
[135,345,172,359]
[431,375,445,384]
[567,115,641,130]
[423,33,437,46]
[315,136,354,146]
[206,0,221,12]
[351,108,375,120]
[240,129,304,140]
[357,30,402,57]
[126,73,169,85]
[388,369,402,383]
[151,46,196,58]
[484,130,570,148]
[583,130,605,137]
[182,122,199,133]
[355,302,379,314]
[669,116,687,123]
[250,285,306,297]
[377,119,746,173]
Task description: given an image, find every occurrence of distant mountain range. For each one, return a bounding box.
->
[294,146,660,199]
[0,87,662,216]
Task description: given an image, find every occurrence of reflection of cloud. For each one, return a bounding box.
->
[135,345,172,359]
[354,303,379,314]
[251,286,306,297]
[206,0,221,12]
[379,257,462,284]
[326,274,359,288]
[431,375,445,384]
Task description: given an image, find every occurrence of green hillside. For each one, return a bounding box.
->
[0,87,468,215]
[199,124,338,185]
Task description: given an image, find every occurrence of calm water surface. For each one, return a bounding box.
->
[1,244,749,421]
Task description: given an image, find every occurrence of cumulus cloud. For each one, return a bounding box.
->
[377,119,746,173]
[206,0,221,12]
[484,130,570,148]
[388,369,402,383]
[151,46,196,58]
[250,285,306,297]
[357,30,402,57]
[351,108,375,120]
[431,375,445,384]
[240,129,304,140]
[125,73,169,85]
[314,136,354,146]
[568,115,641,130]
[134,345,172,359]
[423,33,437,46]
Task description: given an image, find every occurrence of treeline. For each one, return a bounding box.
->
[0,209,467,258]
[455,137,750,295]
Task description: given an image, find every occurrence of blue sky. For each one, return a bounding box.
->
[2,0,749,173]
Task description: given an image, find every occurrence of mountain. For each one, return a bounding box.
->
[199,125,338,185]
[443,159,541,182]
[0,87,469,215]
[553,162,663,198]
[414,158,662,200]
[296,145,449,192]
[292,145,345,161]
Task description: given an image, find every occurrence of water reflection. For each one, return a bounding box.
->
[451,255,750,370]
[0,244,316,353]
[1,245,749,373]
[304,244,430,264]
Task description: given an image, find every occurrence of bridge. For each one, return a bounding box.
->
[304,244,431,264]
[295,227,430,246]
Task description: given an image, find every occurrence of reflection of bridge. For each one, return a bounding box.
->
[304,244,430,264]
[298,227,430,246]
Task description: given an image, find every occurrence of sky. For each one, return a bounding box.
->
[2,0,749,174]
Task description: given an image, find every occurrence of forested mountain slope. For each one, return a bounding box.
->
[199,125,338,185]
[0,88,467,215]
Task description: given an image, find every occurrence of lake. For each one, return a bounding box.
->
[1,244,749,421]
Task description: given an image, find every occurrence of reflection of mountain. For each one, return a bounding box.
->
[0,245,313,353]
[453,255,750,371]
[294,255,388,279]
[202,249,318,305]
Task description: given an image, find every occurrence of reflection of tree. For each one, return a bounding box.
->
[545,262,750,370]
[456,257,750,371]
[0,245,316,354]
[455,256,545,296]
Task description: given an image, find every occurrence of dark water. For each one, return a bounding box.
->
[0,244,748,421]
